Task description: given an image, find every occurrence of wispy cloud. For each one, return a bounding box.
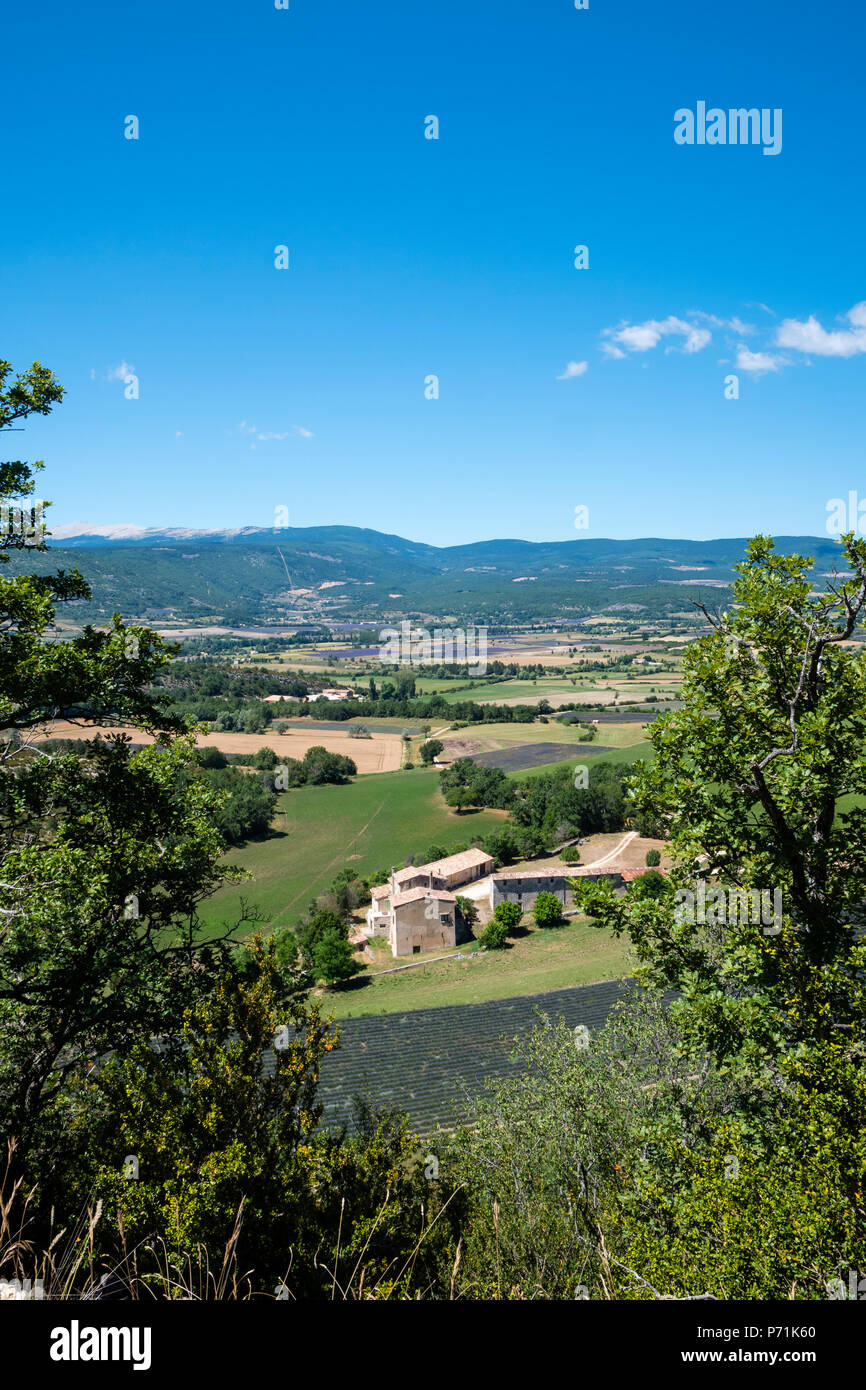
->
[106,361,135,381]
[597,299,866,378]
[775,301,866,358]
[90,361,135,382]
[691,310,756,336]
[736,345,786,375]
[237,421,313,443]
[556,360,588,380]
[601,316,711,357]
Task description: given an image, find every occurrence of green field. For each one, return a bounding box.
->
[506,742,654,780]
[196,769,508,937]
[440,720,650,749]
[437,675,680,706]
[438,677,586,704]
[326,915,634,1018]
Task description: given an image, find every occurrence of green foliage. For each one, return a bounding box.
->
[479,898,523,948]
[197,745,228,769]
[252,746,278,770]
[198,765,277,843]
[455,894,478,928]
[509,760,628,846]
[72,938,340,1289]
[493,900,522,931]
[532,891,563,929]
[479,917,509,949]
[628,868,669,902]
[644,848,660,866]
[420,738,444,764]
[311,928,363,985]
[295,907,345,972]
[0,364,242,1192]
[439,758,513,810]
[560,845,581,864]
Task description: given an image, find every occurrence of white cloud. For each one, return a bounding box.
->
[602,316,711,357]
[775,301,866,358]
[736,345,786,374]
[237,421,312,441]
[690,311,756,335]
[106,361,135,381]
[601,342,626,360]
[556,360,588,380]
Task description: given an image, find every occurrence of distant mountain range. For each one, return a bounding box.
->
[11,526,848,630]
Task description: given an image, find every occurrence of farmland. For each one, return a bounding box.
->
[42,719,403,773]
[325,914,634,1019]
[195,768,508,936]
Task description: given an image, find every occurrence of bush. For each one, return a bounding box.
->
[533,891,563,929]
[420,738,444,764]
[479,918,509,949]
[494,900,522,931]
[645,848,661,866]
[252,747,278,770]
[198,766,277,843]
[561,845,581,864]
[311,929,363,985]
[629,868,668,902]
[197,746,228,769]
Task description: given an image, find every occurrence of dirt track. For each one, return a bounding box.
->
[39,721,403,774]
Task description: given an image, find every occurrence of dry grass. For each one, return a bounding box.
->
[40,721,403,774]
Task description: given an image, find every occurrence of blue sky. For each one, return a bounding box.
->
[2,0,864,545]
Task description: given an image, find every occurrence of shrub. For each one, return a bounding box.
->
[311,929,363,985]
[561,845,581,864]
[479,918,509,949]
[252,746,278,770]
[629,868,668,902]
[533,891,563,929]
[645,848,661,866]
[494,900,522,932]
[197,746,228,769]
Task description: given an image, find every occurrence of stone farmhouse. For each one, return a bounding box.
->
[264,688,356,704]
[489,867,622,912]
[365,847,494,957]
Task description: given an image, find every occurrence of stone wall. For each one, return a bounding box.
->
[390,897,457,957]
[490,870,621,911]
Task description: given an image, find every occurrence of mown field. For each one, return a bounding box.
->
[438,720,650,750]
[326,915,634,1019]
[196,768,508,937]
